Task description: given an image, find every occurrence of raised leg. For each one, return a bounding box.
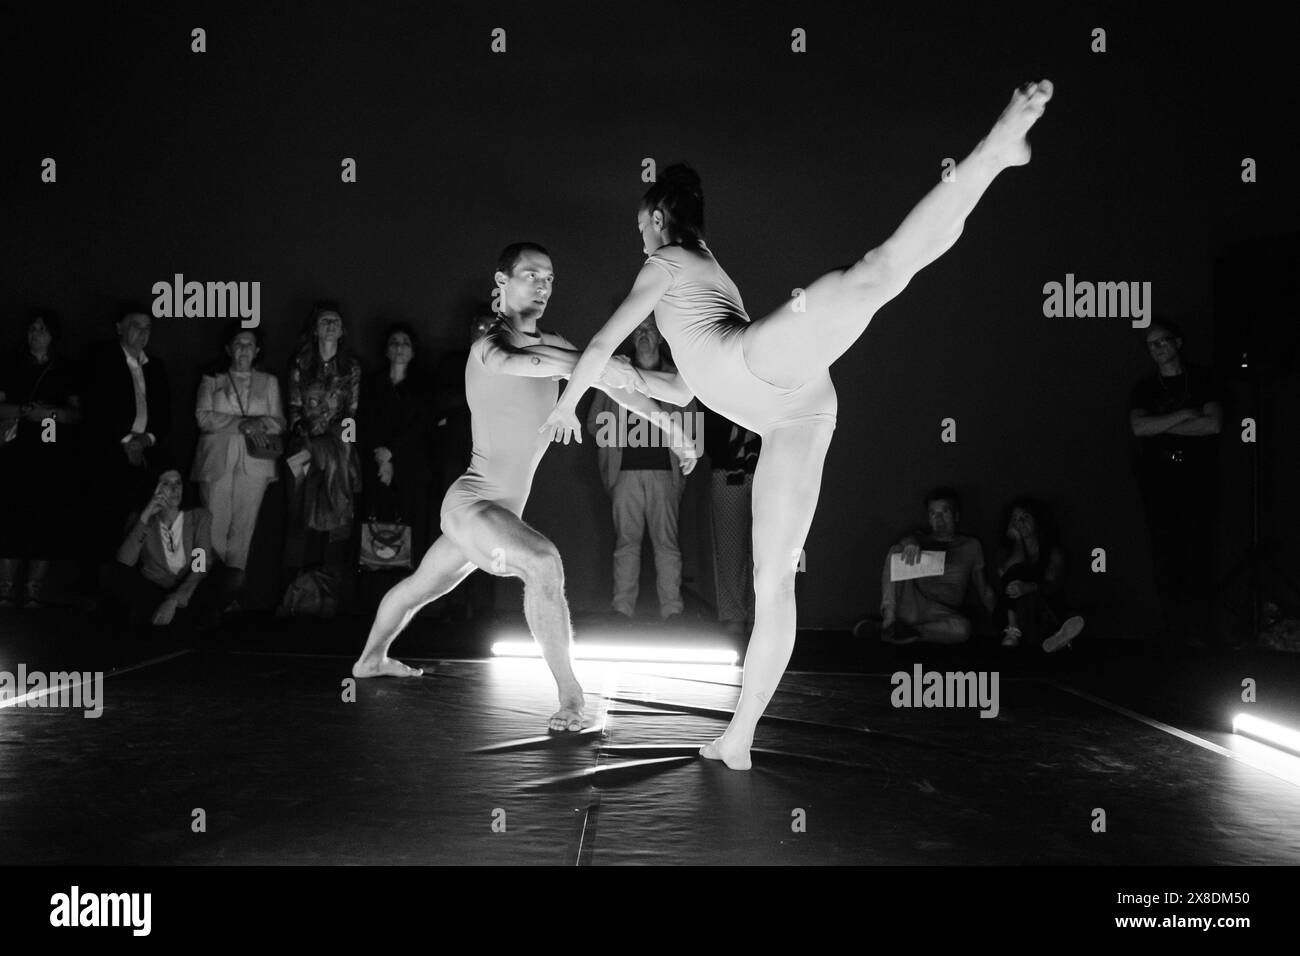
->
[442,502,585,732]
[701,421,834,769]
[352,534,476,677]
[745,80,1054,389]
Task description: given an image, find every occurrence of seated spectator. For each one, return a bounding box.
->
[994,496,1085,652]
[586,317,701,621]
[877,487,994,644]
[0,309,81,607]
[192,324,285,610]
[98,470,220,634]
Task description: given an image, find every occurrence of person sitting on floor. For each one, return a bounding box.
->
[98,469,220,635]
[877,486,995,644]
[993,495,1085,653]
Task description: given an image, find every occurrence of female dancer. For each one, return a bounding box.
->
[542,81,1054,768]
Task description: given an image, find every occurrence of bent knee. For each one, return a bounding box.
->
[519,543,564,584]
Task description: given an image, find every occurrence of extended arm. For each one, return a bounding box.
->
[482,340,583,378]
[553,263,672,418]
[631,367,695,406]
[593,382,700,472]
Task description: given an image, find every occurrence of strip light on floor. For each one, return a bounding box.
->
[1232,713,1300,757]
[490,641,738,665]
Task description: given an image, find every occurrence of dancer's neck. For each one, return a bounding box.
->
[502,311,541,339]
[389,362,408,384]
[1157,358,1184,377]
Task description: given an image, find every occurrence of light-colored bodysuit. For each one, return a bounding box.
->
[644,242,837,437]
[439,324,564,525]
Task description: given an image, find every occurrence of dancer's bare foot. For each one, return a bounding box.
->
[700,733,753,771]
[982,79,1053,169]
[351,656,423,678]
[548,687,585,732]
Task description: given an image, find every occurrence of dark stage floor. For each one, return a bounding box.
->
[2,608,1299,865]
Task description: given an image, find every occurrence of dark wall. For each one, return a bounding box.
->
[4,2,1296,629]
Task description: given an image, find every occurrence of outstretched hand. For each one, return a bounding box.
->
[539,405,582,445]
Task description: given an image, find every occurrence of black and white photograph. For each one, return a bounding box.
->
[2,0,1298,934]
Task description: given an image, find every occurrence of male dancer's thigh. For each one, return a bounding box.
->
[441,499,555,578]
[408,533,477,595]
[749,421,836,574]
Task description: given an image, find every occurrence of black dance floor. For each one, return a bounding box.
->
[2,609,1300,866]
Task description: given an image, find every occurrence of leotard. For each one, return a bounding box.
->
[644,242,836,438]
[439,324,562,525]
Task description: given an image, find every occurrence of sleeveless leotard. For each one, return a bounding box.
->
[644,242,836,437]
[439,325,560,524]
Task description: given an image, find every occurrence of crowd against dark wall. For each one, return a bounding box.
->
[0,300,1222,650]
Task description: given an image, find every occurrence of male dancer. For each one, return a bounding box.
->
[352,242,697,731]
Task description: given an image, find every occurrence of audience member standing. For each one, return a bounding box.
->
[280,303,362,615]
[81,305,173,569]
[192,324,285,608]
[586,317,700,620]
[0,310,81,607]
[1129,318,1222,646]
[360,323,437,605]
[703,408,759,633]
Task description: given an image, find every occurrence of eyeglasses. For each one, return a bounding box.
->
[1147,336,1178,348]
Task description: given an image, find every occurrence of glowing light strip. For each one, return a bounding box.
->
[1233,713,1300,756]
[490,641,737,665]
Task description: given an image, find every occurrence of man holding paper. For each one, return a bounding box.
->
[878,487,994,644]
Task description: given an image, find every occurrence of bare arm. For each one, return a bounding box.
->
[593,382,700,472]
[481,339,581,378]
[1166,400,1223,436]
[554,263,673,417]
[632,367,695,406]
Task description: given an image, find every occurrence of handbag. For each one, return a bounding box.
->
[227,372,284,460]
[359,480,413,570]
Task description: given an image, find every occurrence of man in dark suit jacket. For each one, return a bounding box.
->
[80,306,173,559]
